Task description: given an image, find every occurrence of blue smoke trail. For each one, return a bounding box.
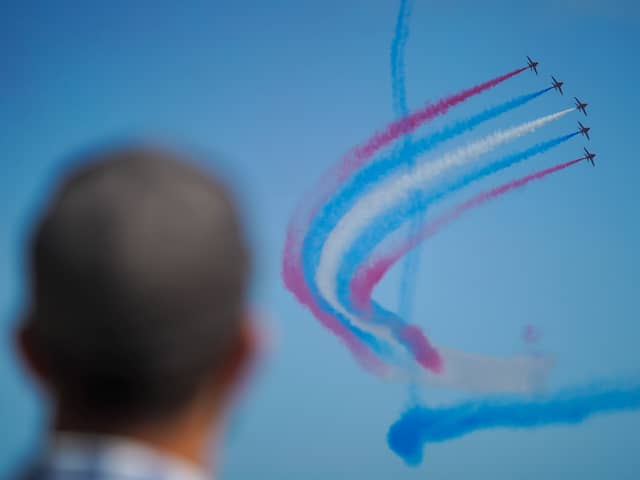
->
[336,132,580,313]
[303,88,553,312]
[411,87,552,154]
[390,0,419,326]
[390,0,413,118]
[388,380,640,466]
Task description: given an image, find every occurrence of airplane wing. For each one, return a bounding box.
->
[559,86,563,95]
[585,132,590,140]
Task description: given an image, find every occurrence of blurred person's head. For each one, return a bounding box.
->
[17,145,254,465]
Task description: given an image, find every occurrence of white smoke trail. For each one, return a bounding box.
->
[385,347,555,394]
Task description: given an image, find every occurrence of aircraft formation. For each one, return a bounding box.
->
[527,56,596,166]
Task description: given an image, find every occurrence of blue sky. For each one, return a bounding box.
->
[1,1,640,479]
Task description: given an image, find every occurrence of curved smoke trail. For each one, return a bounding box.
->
[284,71,532,369]
[349,132,580,311]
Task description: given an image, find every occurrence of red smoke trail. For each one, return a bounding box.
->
[341,67,528,179]
[350,158,585,310]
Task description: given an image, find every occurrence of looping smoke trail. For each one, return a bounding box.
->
[282,68,530,368]
[389,377,640,466]
[349,132,580,310]
[308,112,572,376]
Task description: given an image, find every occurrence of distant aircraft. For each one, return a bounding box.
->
[574,97,588,116]
[551,76,564,95]
[526,56,539,75]
[583,147,596,166]
[578,121,591,140]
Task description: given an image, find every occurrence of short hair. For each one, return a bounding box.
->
[26,146,250,423]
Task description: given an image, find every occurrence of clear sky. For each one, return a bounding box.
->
[1,1,639,479]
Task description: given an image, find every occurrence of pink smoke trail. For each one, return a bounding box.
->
[282,67,528,368]
[340,67,529,184]
[350,158,585,311]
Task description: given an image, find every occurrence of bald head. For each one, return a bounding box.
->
[24,146,251,424]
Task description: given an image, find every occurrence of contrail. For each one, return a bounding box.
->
[344,66,527,178]
[390,0,413,118]
[314,109,575,352]
[412,87,552,154]
[389,0,423,332]
[388,376,640,466]
[302,87,553,262]
[349,133,580,311]
[283,72,534,358]
[280,251,387,374]
[284,66,529,263]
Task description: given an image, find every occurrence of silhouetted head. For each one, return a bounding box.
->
[18,146,253,434]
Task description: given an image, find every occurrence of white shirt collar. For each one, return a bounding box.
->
[48,432,211,480]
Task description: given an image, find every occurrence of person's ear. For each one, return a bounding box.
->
[214,315,259,403]
[15,315,50,388]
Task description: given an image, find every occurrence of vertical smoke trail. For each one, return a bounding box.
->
[349,133,580,311]
[389,0,420,330]
[390,0,413,118]
[388,375,640,466]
